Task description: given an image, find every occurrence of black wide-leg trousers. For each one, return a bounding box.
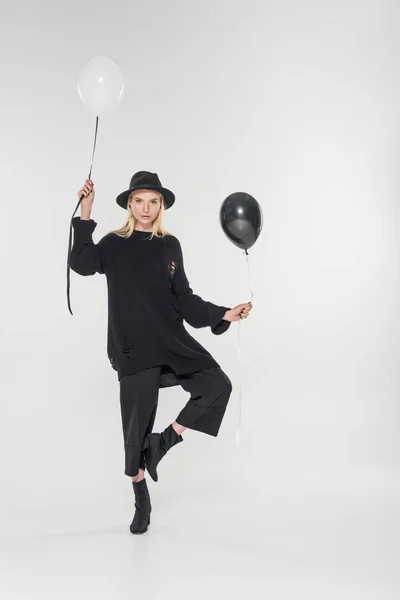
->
[119,366,233,477]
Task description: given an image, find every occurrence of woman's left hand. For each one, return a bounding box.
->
[223,302,253,322]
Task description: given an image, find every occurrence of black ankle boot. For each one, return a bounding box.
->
[142,424,183,482]
[130,478,151,534]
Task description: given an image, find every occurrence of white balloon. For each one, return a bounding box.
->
[77,55,125,116]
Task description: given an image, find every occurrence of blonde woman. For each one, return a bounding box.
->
[69,171,253,535]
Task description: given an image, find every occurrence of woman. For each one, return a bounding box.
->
[69,170,253,535]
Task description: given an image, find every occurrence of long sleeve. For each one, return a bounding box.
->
[69,217,105,276]
[171,238,231,335]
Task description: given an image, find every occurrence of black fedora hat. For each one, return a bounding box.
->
[116,171,175,210]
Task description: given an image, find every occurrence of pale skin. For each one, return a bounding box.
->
[78,179,253,482]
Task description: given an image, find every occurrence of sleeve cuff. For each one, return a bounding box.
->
[71,216,97,243]
[207,304,232,335]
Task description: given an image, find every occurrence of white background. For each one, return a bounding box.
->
[0,0,399,597]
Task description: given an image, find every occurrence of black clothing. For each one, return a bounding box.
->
[142,422,184,482]
[119,366,160,475]
[130,478,151,534]
[69,217,232,387]
[119,365,232,477]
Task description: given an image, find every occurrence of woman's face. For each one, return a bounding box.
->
[128,189,162,228]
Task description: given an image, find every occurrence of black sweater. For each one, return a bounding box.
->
[69,217,232,388]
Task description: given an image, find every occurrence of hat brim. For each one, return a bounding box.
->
[116,184,175,210]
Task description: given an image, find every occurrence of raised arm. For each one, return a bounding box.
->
[69,217,105,276]
[170,237,231,335]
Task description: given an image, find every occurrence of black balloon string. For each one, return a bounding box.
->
[235,247,255,442]
[66,116,99,315]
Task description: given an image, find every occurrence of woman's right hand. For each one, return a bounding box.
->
[79,179,95,203]
[78,179,95,218]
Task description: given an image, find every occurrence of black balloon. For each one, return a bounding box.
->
[219,192,263,252]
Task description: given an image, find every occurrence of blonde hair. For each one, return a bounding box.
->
[109,190,172,239]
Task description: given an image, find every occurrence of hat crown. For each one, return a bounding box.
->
[129,171,162,189]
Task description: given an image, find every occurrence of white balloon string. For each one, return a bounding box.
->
[235,249,255,443]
